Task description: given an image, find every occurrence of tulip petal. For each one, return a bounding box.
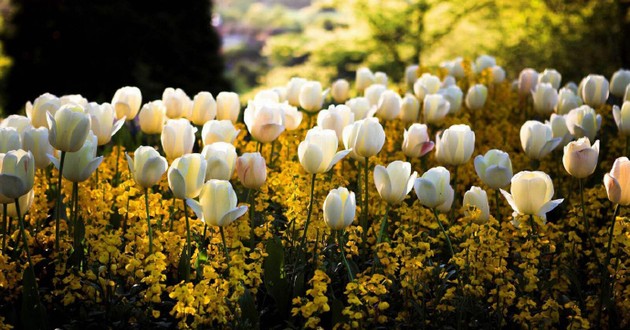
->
[414,178,439,208]
[186,198,204,222]
[326,149,351,172]
[324,192,344,229]
[111,117,126,137]
[80,157,104,182]
[169,169,187,199]
[500,189,520,215]
[298,142,323,174]
[219,206,248,227]
[537,198,563,220]
[0,174,27,200]
[47,154,60,170]
[373,165,391,200]
[125,153,134,176]
[604,173,622,204]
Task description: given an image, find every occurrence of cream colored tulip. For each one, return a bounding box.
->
[126,146,168,189]
[405,65,419,90]
[565,105,601,141]
[463,186,490,223]
[538,69,562,90]
[376,90,402,120]
[555,88,582,115]
[610,69,630,97]
[439,85,463,114]
[399,94,420,123]
[236,152,267,190]
[374,161,417,205]
[317,104,355,141]
[168,153,207,199]
[532,83,558,115]
[190,92,217,126]
[423,94,450,125]
[186,179,248,227]
[279,102,303,131]
[580,74,609,108]
[613,102,630,136]
[413,73,441,102]
[604,157,630,205]
[465,84,488,110]
[22,127,54,169]
[323,187,356,230]
[47,103,91,153]
[546,114,573,148]
[342,117,385,159]
[520,120,561,160]
[25,93,60,128]
[501,171,563,220]
[490,66,506,84]
[474,149,513,189]
[299,81,327,113]
[356,67,375,93]
[402,123,434,158]
[518,68,538,97]
[201,120,240,146]
[112,86,142,121]
[138,101,167,135]
[86,102,125,146]
[60,94,88,107]
[163,87,192,119]
[0,127,21,153]
[345,97,372,120]
[0,150,35,203]
[202,142,237,181]
[286,77,307,107]
[52,132,103,182]
[161,119,197,159]
[1,115,32,136]
[414,166,454,210]
[562,138,599,179]
[1,190,34,218]
[374,71,388,85]
[243,100,285,143]
[474,55,496,73]
[331,79,350,103]
[299,127,350,174]
[435,124,475,166]
[216,91,241,123]
[364,84,386,107]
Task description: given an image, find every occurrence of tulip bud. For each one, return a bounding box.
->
[442,76,456,87]
[286,77,307,106]
[186,179,248,227]
[474,55,496,74]
[243,100,286,143]
[520,120,561,160]
[0,127,21,153]
[562,137,599,179]
[435,124,475,166]
[423,94,450,125]
[465,84,488,110]
[555,88,583,115]
[47,103,92,153]
[60,94,88,107]
[546,114,573,148]
[22,127,55,169]
[356,67,375,93]
[345,97,372,120]
[442,57,465,79]
[299,81,326,113]
[414,166,454,210]
[236,152,267,189]
[376,90,402,120]
[138,101,167,135]
[201,142,237,181]
[161,118,197,159]
[280,102,303,131]
[342,117,385,159]
[201,120,240,146]
[163,87,193,119]
[53,132,103,182]
[299,127,350,174]
[405,65,419,90]
[518,68,539,97]
[126,146,168,189]
[399,94,420,123]
[439,85,463,114]
[189,92,217,126]
[580,74,609,108]
[364,84,386,107]
[501,171,563,220]
[474,149,513,189]
[463,186,490,223]
[0,150,35,203]
[168,153,207,199]
[331,79,350,103]
[1,115,32,136]
[216,92,241,123]
[317,104,355,141]
[413,73,441,102]
[1,190,34,218]
[402,123,434,158]
[610,69,630,97]
[255,89,280,103]
[374,161,417,205]
[271,87,287,103]
[532,83,558,115]
[613,102,630,135]
[323,187,356,230]
[604,157,630,205]
[538,69,562,90]
[490,66,506,84]
[112,86,142,121]
[565,105,601,142]
[25,93,60,128]
[86,102,125,146]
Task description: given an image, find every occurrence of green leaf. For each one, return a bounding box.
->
[263,238,289,314]
[238,287,259,329]
[21,265,47,330]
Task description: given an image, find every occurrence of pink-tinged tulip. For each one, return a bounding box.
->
[236,152,267,190]
[402,123,434,158]
[163,87,192,119]
[112,86,142,121]
[201,120,240,146]
[518,68,539,97]
[138,101,167,135]
[501,171,563,220]
[189,92,217,126]
[604,157,630,205]
[186,179,248,227]
[161,118,197,159]
[47,103,91,153]
[562,137,599,179]
[323,187,356,230]
[299,127,350,174]
[126,146,168,189]
[25,93,60,128]
[216,91,241,123]
[374,161,417,205]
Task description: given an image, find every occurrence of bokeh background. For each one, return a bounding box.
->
[0,0,628,115]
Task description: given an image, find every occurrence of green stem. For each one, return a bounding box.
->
[338,230,354,282]
[54,151,67,252]
[72,182,79,251]
[1,204,7,252]
[433,209,455,258]
[494,189,501,223]
[626,136,630,157]
[598,203,621,327]
[220,226,231,271]
[376,204,391,244]
[169,195,176,231]
[270,140,276,166]
[256,141,262,153]
[579,179,598,259]
[299,173,317,254]
[184,200,192,262]
[361,157,369,246]
[248,189,256,248]
[145,188,153,255]
[529,214,537,236]
[114,140,121,186]
[450,166,459,222]
[16,198,34,272]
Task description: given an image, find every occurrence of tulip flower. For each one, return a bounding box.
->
[580,74,609,108]
[22,127,55,170]
[138,101,167,135]
[465,84,488,110]
[280,102,303,131]
[299,127,350,174]
[532,83,558,115]
[331,79,350,104]
[47,103,91,153]
[243,100,286,144]
[51,132,103,183]
[60,94,88,107]
[538,69,562,90]
[518,68,539,97]
[423,94,450,125]
[86,102,125,146]
[0,127,21,153]
[1,189,34,220]
[126,146,168,189]
[355,67,376,93]
[555,88,583,115]
[474,149,513,189]
[435,124,475,166]
[490,66,506,84]
[286,77,307,107]
[520,120,561,160]
[255,89,280,103]
[546,114,573,148]
[201,120,240,146]
[323,186,356,281]
[25,93,60,128]
[216,91,241,123]
[236,152,267,190]
[604,157,630,205]
[375,71,388,85]
[610,69,630,97]
[613,102,630,136]
[399,94,420,123]
[317,105,355,142]
[463,186,490,223]
[376,90,402,120]
[168,153,207,200]
[374,161,417,206]
[501,171,563,221]
[565,105,601,142]
[201,142,237,181]
[364,84,386,107]
[1,115,32,135]
[402,123,434,159]
[414,166,454,210]
[112,86,142,121]
[345,97,373,120]
[413,73,441,102]
[342,117,385,160]
[189,92,217,126]
[161,118,197,160]
[439,85,463,114]
[563,137,599,179]
[441,57,465,79]
[299,81,327,113]
[405,65,419,90]
[0,150,35,203]
[474,55,496,73]
[163,87,192,119]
